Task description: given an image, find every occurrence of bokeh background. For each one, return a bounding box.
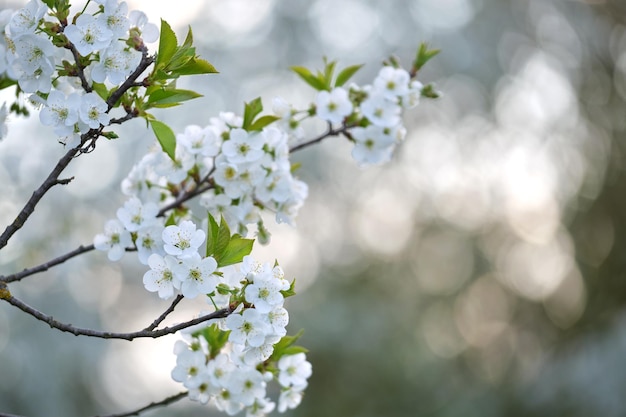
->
[1,0,626,416]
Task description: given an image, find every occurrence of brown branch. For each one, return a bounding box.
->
[107,47,154,110]
[289,123,350,153]
[0,144,83,250]
[95,391,188,417]
[143,295,184,331]
[2,294,231,340]
[68,44,92,93]
[0,244,95,284]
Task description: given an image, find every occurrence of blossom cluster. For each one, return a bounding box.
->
[2,0,157,146]
[313,66,423,166]
[172,257,312,415]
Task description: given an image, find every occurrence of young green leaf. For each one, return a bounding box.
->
[413,43,440,72]
[335,64,364,87]
[323,59,337,90]
[270,330,308,361]
[291,66,327,91]
[149,119,176,161]
[421,83,440,99]
[182,26,194,49]
[194,324,231,359]
[248,115,280,131]
[146,88,203,108]
[173,57,218,76]
[155,20,178,69]
[218,235,255,267]
[164,212,177,227]
[205,213,220,257]
[280,279,296,298]
[242,97,264,130]
[215,215,232,259]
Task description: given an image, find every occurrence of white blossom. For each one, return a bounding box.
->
[93,219,132,261]
[64,13,114,56]
[314,87,353,124]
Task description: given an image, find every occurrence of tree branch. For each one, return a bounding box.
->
[95,391,188,417]
[289,123,350,153]
[2,294,231,340]
[0,244,95,284]
[0,144,83,250]
[143,295,184,331]
[107,47,154,110]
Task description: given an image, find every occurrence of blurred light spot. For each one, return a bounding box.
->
[495,53,577,133]
[421,301,466,358]
[100,336,180,409]
[300,199,346,263]
[497,234,573,301]
[535,10,582,69]
[411,228,474,295]
[252,220,319,292]
[501,145,560,243]
[65,141,119,198]
[66,264,123,312]
[543,267,586,329]
[455,275,513,347]
[465,329,514,382]
[206,0,274,35]
[310,0,379,52]
[353,188,414,257]
[127,0,204,29]
[410,0,479,33]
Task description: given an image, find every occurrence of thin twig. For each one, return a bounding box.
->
[0,244,95,284]
[95,391,188,417]
[289,123,350,153]
[2,294,231,340]
[107,47,154,110]
[143,295,185,331]
[0,144,82,250]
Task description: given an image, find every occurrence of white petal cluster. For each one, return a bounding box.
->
[170,255,311,416]
[4,0,156,145]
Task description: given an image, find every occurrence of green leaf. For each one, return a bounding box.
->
[182,26,194,49]
[413,43,440,72]
[164,212,177,227]
[323,59,336,90]
[282,345,309,355]
[280,279,296,298]
[248,115,280,131]
[0,77,17,91]
[147,88,203,107]
[218,235,254,267]
[421,83,440,99]
[215,215,232,258]
[149,119,176,161]
[173,57,218,76]
[242,97,264,130]
[270,330,307,362]
[205,213,220,257]
[194,324,231,358]
[91,82,109,101]
[291,66,327,91]
[335,64,364,87]
[155,20,178,69]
